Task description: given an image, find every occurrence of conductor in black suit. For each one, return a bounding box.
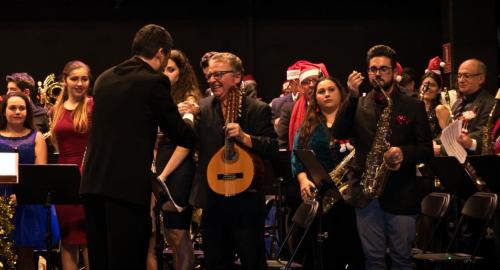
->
[80,24,195,270]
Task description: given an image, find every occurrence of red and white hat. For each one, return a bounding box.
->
[286,61,307,80]
[425,56,445,75]
[243,74,256,83]
[298,62,329,83]
[395,62,403,83]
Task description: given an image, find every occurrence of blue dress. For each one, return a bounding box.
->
[0,130,60,249]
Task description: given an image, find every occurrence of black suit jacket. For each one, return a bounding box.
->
[451,88,498,154]
[189,95,278,208]
[81,57,195,207]
[333,89,433,214]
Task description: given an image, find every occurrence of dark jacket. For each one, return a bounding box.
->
[333,88,433,214]
[189,95,278,208]
[81,56,195,206]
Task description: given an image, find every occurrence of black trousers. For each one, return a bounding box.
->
[202,192,267,270]
[83,194,151,270]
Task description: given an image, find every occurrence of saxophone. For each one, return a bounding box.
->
[481,98,498,155]
[321,149,356,213]
[361,81,394,199]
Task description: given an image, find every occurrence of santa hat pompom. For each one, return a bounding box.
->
[425,56,445,75]
[395,62,403,83]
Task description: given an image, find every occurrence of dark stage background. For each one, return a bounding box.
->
[0,0,498,103]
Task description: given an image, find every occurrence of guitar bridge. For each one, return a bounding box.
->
[217,173,244,180]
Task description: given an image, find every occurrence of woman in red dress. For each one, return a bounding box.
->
[50,60,93,270]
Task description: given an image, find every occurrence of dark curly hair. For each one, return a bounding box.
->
[169,49,201,104]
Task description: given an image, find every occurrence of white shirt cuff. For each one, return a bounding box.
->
[182,113,194,122]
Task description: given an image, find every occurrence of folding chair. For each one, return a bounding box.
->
[413,192,498,269]
[413,192,451,255]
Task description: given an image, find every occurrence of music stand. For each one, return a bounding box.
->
[467,155,500,194]
[14,164,81,270]
[429,157,478,200]
[293,149,342,270]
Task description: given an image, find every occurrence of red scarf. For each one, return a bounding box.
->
[288,95,307,150]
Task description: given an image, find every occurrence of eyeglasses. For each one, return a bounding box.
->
[301,78,319,86]
[368,66,392,74]
[457,73,482,80]
[206,70,234,80]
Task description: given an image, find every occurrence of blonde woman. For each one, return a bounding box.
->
[51,60,93,270]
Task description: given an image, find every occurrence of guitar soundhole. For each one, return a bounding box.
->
[222,148,239,164]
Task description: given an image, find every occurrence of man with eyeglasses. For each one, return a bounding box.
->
[276,61,329,150]
[190,52,277,270]
[335,44,433,270]
[451,58,498,154]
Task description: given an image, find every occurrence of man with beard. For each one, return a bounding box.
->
[333,45,433,270]
[81,24,195,270]
[190,52,277,269]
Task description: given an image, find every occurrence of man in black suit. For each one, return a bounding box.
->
[332,45,433,270]
[81,24,195,270]
[452,58,498,154]
[189,52,277,269]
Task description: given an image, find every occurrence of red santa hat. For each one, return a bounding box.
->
[395,62,403,83]
[243,74,255,82]
[425,56,445,75]
[286,60,309,81]
[298,62,330,83]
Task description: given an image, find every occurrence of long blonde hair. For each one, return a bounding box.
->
[50,60,92,135]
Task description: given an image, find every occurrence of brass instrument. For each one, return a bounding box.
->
[481,90,499,155]
[37,74,64,139]
[361,80,394,199]
[37,73,64,107]
[321,149,356,213]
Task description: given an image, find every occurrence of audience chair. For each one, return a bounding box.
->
[413,192,498,269]
[413,192,451,255]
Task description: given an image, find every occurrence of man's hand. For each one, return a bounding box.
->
[177,101,200,116]
[384,146,404,170]
[457,132,473,149]
[347,70,364,97]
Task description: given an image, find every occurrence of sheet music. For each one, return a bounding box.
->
[0,152,18,183]
[157,178,185,213]
[440,119,467,164]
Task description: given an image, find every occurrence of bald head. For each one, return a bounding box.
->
[457,58,486,95]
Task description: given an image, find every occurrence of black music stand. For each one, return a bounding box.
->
[429,157,478,200]
[429,156,478,252]
[467,155,500,194]
[14,164,81,270]
[293,149,342,270]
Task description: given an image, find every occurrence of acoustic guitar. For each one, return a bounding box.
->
[207,89,255,196]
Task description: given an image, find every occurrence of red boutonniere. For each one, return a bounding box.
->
[395,114,409,125]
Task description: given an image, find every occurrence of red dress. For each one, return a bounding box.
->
[53,99,93,245]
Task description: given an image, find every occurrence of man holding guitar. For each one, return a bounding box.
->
[189,52,278,270]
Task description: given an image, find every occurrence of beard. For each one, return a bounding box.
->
[370,76,394,92]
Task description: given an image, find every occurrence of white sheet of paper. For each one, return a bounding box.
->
[0,152,19,183]
[440,119,467,164]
